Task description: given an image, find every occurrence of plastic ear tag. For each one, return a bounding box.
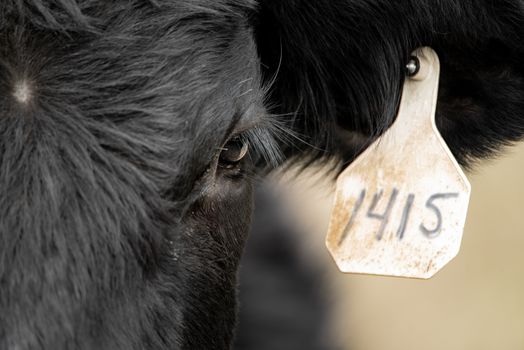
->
[325,47,471,279]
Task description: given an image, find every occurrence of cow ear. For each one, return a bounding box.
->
[253,1,524,168]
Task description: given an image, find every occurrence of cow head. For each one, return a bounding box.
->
[0,1,522,349]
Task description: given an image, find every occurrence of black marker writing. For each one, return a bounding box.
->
[419,193,459,238]
[338,189,366,246]
[396,193,415,240]
[338,189,460,244]
[367,188,398,241]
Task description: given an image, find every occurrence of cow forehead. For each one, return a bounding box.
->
[0,0,263,199]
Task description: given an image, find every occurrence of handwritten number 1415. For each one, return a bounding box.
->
[338,189,459,246]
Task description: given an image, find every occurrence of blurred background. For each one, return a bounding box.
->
[237,142,524,350]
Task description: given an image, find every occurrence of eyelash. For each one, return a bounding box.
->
[220,125,284,170]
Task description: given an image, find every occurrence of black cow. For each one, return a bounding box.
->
[0,1,522,349]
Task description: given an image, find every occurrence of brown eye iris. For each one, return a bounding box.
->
[219,136,249,166]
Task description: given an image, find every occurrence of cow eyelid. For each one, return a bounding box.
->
[219,124,283,169]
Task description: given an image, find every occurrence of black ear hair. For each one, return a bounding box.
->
[254,0,524,168]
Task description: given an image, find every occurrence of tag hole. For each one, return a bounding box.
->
[406,56,420,77]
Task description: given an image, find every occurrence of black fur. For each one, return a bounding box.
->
[0,0,522,349]
[256,0,524,167]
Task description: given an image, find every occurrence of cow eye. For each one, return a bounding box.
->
[219,135,249,168]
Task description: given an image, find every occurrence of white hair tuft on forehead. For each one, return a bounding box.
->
[13,80,32,104]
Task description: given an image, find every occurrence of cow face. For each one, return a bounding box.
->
[0,0,523,349]
[0,2,274,348]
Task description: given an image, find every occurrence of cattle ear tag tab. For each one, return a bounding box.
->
[326,47,471,279]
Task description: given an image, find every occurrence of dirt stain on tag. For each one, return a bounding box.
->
[325,47,471,279]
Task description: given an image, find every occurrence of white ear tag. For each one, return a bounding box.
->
[326,47,471,279]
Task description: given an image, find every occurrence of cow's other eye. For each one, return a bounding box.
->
[219,135,249,168]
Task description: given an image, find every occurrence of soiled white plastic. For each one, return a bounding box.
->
[326,47,471,279]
